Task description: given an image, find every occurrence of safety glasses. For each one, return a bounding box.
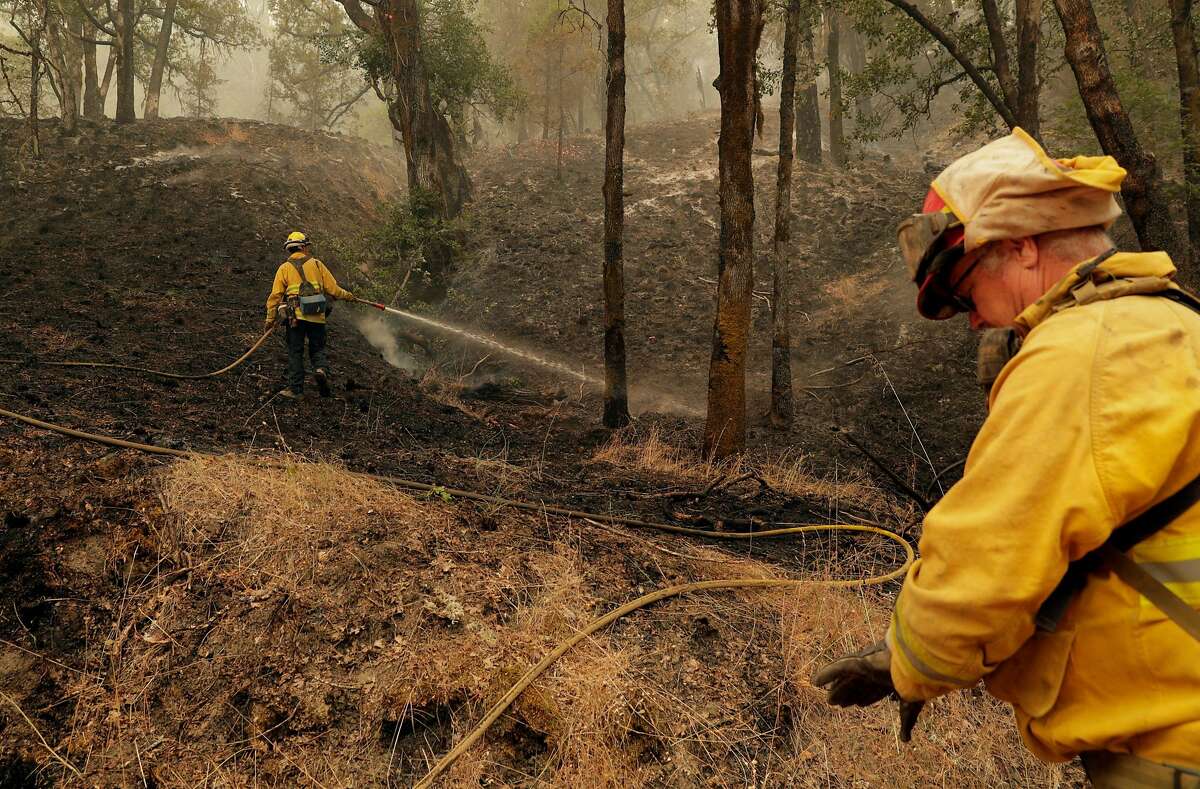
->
[935,254,983,314]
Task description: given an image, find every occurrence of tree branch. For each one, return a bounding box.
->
[76,0,117,36]
[981,0,1017,112]
[881,0,1019,130]
[0,52,26,115]
[323,83,370,128]
[0,42,31,57]
[332,0,378,34]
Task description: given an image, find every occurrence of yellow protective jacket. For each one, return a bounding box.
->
[265,252,354,325]
[886,251,1200,768]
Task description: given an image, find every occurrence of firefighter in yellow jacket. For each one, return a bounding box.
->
[265,232,354,399]
[814,130,1200,787]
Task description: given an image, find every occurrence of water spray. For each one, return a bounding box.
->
[354,298,601,386]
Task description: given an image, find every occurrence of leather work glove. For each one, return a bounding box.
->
[264,317,276,333]
[812,642,926,742]
[342,291,355,301]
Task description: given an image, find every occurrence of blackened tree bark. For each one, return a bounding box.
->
[602,0,630,428]
[826,11,846,167]
[1014,0,1041,137]
[770,0,799,429]
[704,0,764,460]
[114,0,135,122]
[1054,0,1178,257]
[795,12,820,164]
[144,0,178,119]
[1169,0,1200,269]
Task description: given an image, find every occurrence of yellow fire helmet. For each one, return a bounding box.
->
[284,231,310,252]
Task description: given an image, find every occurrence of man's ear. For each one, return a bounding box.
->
[1014,237,1039,270]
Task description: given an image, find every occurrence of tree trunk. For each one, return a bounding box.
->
[602,0,631,428]
[845,23,871,122]
[795,16,821,164]
[99,45,116,108]
[542,51,551,140]
[144,0,178,119]
[982,0,1018,113]
[377,0,472,298]
[1015,0,1041,136]
[65,17,83,117]
[556,38,565,181]
[83,35,102,119]
[826,11,846,167]
[1053,0,1178,258]
[704,0,764,460]
[770,0,799,429]
[1169,0,1200,270]
[29,19,42,158]
[115,0,135,123]
[46,17,79,133]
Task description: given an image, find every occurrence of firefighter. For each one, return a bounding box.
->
[265,231,355,399]
[813,130,1200,787]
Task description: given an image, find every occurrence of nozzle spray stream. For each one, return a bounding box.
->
[355,299,601,386]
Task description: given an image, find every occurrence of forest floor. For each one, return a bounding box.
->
[0,114,1080,786]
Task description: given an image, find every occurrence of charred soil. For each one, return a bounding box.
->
[0,115,1074,786]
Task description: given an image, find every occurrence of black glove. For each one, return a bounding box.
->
[812,641,926,742]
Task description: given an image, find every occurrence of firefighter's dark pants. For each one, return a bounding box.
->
[286,321,328,393]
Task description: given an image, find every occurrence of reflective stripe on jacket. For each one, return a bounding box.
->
[265,253,354,325]
[886,251,1200,768]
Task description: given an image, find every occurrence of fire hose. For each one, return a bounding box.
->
[0,407,914,786]
[0,326,278,380]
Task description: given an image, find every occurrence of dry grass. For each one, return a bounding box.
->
[591,426,885,511]
[16,454,1072,787]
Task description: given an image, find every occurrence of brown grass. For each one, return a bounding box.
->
[591,426,885,510]
[19,454,1073,787]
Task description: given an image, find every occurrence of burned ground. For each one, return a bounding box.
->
[0,114,1076,786]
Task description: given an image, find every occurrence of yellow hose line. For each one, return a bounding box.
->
[0,326,276,380]
[0,407,193,457]
[0,406,913,787]
[413,529,912,789]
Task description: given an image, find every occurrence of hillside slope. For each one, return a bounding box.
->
[0,115,1063,787]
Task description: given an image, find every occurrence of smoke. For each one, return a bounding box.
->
[354,312,420,373]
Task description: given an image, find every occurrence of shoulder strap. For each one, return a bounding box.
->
[1037,473,1200,636]
[1154,286,1200,315]
[289,255,312,281]
[1100,545,1200,642]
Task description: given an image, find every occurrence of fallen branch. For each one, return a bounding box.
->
[834,428,932,512]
